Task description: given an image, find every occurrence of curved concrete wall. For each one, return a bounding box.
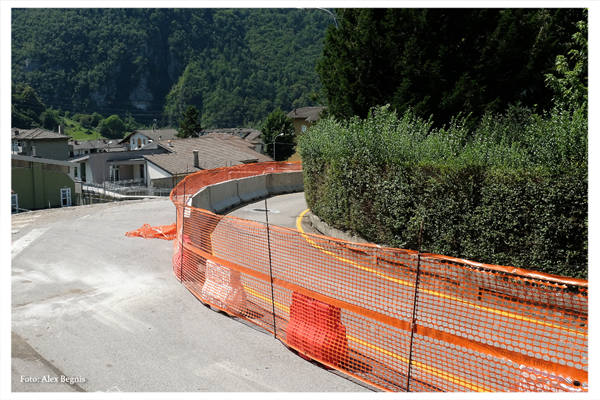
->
[190,171,304,213]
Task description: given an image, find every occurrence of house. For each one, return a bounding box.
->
[68,146,171,186]
[11,154,80,211]
[144,135,272,189]
[286,107,325,137]
[11,127,71,160]
[69,139,124,157]
[119,128,179,150]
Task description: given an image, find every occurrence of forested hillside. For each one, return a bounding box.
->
[11,8,331,129]
[318,8,585,128]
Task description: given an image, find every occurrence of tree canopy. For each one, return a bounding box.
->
[545,9,588,109]
[261,109,295,161]
[177,106,202,138]
[11,82,45,128]
[316,8,586,127]
[11,8,333,129]
[100,115,127,138]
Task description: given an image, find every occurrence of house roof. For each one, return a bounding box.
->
[12,153,79,167]
[119,129,179,144]
[143,135,272,175]
[11,127,70,140]
[200,128,262,142]
[286,107,325,122]
[69,139,123,151]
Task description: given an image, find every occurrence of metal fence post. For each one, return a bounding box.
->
[405,220,424,392]
[264,198,278,338]
[179,182,186,284]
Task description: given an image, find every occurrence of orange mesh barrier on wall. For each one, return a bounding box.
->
[169,161,588,392]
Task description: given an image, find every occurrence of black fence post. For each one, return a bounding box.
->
[405,220,424,392]
[264,198,278,338]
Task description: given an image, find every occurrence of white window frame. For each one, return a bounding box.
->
[60,188,71,207]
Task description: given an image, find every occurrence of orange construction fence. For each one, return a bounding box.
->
[137,161,588,392]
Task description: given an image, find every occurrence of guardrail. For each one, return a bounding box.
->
[170,161,588,393]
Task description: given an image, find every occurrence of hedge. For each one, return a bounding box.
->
[299,105,588,279]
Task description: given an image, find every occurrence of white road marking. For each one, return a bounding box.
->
[76,214,91,221]
[11,228,50,259]
[12,223,33,228]
[13,218,37,224]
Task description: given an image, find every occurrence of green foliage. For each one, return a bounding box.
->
[123,111,139,132]
[102,115,127,138]
[11,8,331,128]
[545,9,588,109]
[11,82,45,128]
[177,106,202,138]
[91,112,104,127]
[39,107,61,131]
[261,109,295,161]
[317,8,585,128]
[300,106,588,278]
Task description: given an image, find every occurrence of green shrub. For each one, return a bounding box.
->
[299,105,588,278]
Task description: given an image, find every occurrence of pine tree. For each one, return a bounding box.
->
[178,106,202,138]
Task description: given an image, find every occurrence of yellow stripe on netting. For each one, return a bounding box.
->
[245,280,490,391]
[296,209,586,338]
[346,335,493,392]
[243,284,290,313]
[295,210,416,288]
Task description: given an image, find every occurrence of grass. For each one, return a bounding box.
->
[61,117,105,140]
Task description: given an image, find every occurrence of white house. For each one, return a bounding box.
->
[119,129,179,150]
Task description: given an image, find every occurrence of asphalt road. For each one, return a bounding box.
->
[225,191,310,229]
[9,196,373,394]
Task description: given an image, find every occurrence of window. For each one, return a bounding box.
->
[110,165,120,181]
[11,194,18,214]
[61,188,71,207]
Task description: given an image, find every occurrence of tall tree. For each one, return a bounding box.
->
[11,82,45,128]
[545,9,588,109]
[316,8,584,127]
[177,105,202,138]
[102,115,127,138]
[261,109,295,161]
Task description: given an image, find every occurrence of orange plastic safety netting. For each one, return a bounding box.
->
[168,161,587,392]
[126,223,177,240]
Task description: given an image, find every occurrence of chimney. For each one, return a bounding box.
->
[193,150,199,168]
[14,130,19,136]
[168,140,172,147]
[159,135,162,140]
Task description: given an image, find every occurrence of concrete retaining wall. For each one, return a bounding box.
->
[190,171,303,214]
[308,212,370,244]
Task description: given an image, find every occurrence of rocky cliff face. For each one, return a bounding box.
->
[129,74,154,110]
